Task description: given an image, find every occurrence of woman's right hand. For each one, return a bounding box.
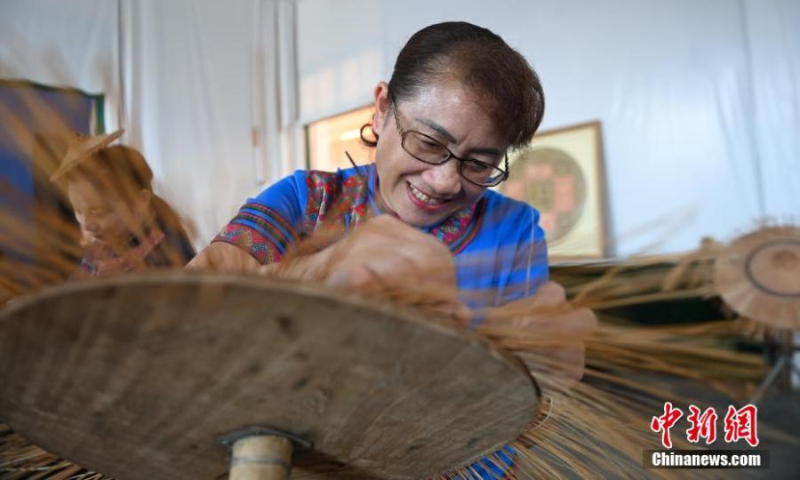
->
[189,215,469,322]
[262,215,469,321]
[186,241,262,272]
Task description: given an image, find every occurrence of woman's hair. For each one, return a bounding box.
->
[64,145,188,237]
[362,21,545,150]
[65,145,154,203]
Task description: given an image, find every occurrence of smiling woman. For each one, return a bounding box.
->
[191,21,551,306]
[188,21,595,479]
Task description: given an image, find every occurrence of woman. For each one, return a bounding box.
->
[192,22,547,307]
[190,22,594,479]
[53,131,196,276]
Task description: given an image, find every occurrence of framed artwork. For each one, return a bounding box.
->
[497,121,607,259]
[306,105,375,171]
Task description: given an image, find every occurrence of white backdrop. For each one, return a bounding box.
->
[0,0,122,137]
[2,0,799,255]
[298,0,800,257]
[120,0,301,243]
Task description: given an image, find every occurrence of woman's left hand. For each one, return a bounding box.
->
[482,281,597,395]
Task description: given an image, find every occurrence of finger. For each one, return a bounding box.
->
[257,263,281,276]
[508,311,595,335]
[529,281,567,308]
[569,307,599,332]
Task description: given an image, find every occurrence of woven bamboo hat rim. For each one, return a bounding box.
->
[50,128,125,181]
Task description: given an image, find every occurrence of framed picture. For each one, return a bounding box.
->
[497,121,607,259]
[306,105,375,171]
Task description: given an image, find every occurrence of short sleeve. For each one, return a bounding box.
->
[499,205,549,304]
[212,171,308,264]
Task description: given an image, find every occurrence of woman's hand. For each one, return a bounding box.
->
[187,216,469,322]
[482,281,597,395]
[261,215,471,322]
[186,241,262,272]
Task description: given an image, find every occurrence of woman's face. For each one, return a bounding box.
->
[372,80,507,227]
[67,178,150,246]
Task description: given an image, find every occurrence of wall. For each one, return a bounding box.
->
[0,0,120,129]
[295,0,800,257]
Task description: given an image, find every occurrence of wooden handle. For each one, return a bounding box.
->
[229,435,294,480]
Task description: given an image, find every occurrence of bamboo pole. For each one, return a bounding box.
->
[229,435,293,480]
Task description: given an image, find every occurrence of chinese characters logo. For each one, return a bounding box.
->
[651,403,758,448]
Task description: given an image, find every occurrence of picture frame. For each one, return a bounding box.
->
[306,105,375,171]
[498,120,607,259]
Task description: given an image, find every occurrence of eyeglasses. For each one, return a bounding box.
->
[389,94,509,187]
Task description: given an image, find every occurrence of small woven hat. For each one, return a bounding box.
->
[50,128,125,181]
[714,225,800,329]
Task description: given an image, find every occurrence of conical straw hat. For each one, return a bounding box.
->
[714,225,800,329]
[50,128,125,181]
[0,272,539,480]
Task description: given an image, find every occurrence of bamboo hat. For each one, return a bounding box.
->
[714,225,800,329]
[50,128,125,181]
[0,272,539,480]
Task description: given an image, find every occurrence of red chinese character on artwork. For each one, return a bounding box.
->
[651,402,684,448]
[724,404,759,447]
[686,405,718,444]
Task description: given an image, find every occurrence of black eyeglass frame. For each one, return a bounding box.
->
[388,93,510,187]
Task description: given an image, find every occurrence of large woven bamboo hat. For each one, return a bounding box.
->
[50,128,125,181]
[714,225,800,329]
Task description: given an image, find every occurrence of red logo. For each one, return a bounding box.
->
[724,404,759,447]
[651,402,684,448]
[687,405,718,444]
[651,403,759,448]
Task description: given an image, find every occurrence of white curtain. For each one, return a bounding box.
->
[252,0,301,186]
[0,0,121,131]
[744,0,800,222]
[120,0,300,244]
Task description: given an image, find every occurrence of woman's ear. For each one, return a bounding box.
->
[372,81,391,136]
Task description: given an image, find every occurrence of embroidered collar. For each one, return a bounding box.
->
[302,164,485,254]
[364,164,485,254]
